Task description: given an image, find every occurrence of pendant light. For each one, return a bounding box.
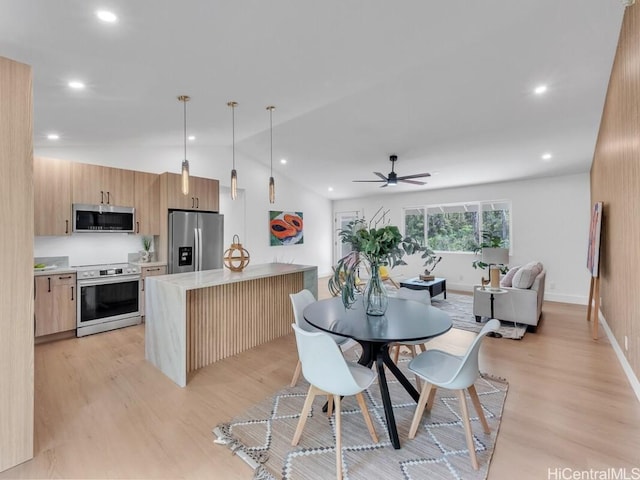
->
[228,101,238,200]
[178,95,190,196]
[266,105,276,203]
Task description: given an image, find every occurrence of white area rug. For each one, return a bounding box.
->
[213,355,508,480]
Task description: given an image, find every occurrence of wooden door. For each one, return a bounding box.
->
[72,163,134,206]
[104,166,134,206]
[134,172,160,235]
[34,274,76,337]
[0,55,34,472]
[164,172,193,210]
[34,156,72,235]
[193,177,219,212]
[71,163,105,204]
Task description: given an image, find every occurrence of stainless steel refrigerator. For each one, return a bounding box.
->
[168,211,224,274]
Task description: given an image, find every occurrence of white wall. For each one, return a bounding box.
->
[332,173,592,304]
[34,145,333,275]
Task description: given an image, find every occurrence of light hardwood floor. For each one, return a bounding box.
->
[2,285,639,479]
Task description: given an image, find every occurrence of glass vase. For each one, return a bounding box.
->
[363,263,388,316]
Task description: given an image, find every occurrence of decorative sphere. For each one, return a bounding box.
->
[223,235,250,272]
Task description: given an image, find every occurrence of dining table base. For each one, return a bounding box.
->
[322,341,421,449]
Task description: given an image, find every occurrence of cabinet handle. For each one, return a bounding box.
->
[65,219,69,234]
[196,197,199,208]
[58,275,72,280]
[141,279,145,291]
[191,197,195,208]
[107,191,111,204]
[148,268,161,272]
[136,221,140,234]
[101,191,104,204]
[71,286,74,301]
[47,277,51,292]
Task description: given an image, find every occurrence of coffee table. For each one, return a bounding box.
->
[399,277,446,299]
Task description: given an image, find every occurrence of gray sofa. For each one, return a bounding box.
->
[473,269,546,330]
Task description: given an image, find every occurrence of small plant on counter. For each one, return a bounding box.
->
[142,236,152,252]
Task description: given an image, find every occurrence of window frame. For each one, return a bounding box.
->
[402,200,512,254]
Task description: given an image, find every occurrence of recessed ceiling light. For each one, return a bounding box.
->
[541,153,552,161]
[68,81,85,90]
[280,159,287,164]
[328,187,333,192]
[47,133,59,140]
[188,135,195,141]
[534,85,548,95]
[96,10,117,23]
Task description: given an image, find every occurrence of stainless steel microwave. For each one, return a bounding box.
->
[73,204,135,233]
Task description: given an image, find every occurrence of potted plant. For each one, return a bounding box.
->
[329,213,436,315]
[141,236,152,262]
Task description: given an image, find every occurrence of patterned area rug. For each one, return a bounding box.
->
[431,293,527,340]
[213,354,508,480]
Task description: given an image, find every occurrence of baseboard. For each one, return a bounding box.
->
[599,310,640,404]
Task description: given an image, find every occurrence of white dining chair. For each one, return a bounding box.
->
[407,318,500,470]
[290,324,378,480]
[289,289,356,387]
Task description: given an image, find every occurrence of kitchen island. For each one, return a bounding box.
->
[145,263,317,387]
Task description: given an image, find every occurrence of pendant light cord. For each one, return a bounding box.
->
[183,99,187,160]
[269,107,273,176]
[232,104,235,169]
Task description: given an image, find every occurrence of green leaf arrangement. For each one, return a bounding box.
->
[329,213,439,309]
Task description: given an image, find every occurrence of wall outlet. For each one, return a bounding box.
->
[549,281,556,290]
[459,275,464,281]
[624,336,628,351]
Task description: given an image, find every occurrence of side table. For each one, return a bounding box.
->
[474,286,508,338]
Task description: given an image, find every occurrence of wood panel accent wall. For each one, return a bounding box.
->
[186,272,303,372]
[0,56,34,472]
[590,4,639,380]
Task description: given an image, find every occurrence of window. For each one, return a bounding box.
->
[403,207,425,245]
[403,201,511,252]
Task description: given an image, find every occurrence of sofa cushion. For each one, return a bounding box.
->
[500,266,521,287]
[512,261,543,289]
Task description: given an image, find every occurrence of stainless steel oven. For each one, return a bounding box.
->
[76,263,141,337]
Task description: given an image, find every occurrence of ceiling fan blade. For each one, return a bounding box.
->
[396,172,431,180]
[380,183,388,188]
[374,172,387,181]
[399,178,427,185]
[352,179,386,183]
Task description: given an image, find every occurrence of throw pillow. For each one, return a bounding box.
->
[512,261,543,289]
[500,266,521,287]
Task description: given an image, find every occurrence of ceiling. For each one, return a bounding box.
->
[0,1,626,199]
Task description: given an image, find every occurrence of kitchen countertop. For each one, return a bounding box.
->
[146,263,316,291]
[34,267,77,277]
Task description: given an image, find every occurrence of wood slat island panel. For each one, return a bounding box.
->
[145,263,316,387]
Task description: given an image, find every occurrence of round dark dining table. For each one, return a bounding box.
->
[303,296,452,449]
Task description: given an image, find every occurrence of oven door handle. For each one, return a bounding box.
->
[77,275,141,287]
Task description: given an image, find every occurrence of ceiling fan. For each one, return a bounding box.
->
[352,155,431,187]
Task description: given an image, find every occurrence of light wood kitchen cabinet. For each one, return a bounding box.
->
[140,265,167,317]
[34,156,72,235]
[72,163,134,206]
[134,171,160,235]
[34,273,76,337]
[162,172,219,211]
